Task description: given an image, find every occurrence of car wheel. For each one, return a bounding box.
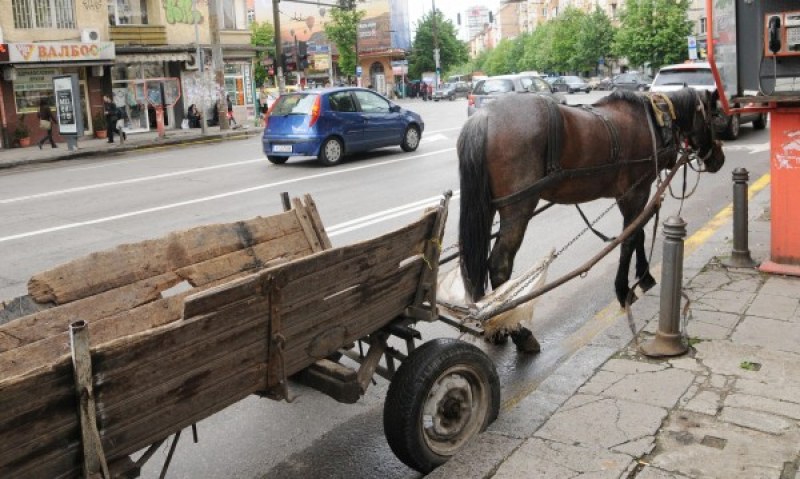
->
[267,155,288,165]
[318,137,344,166]
[722,114,741,140]
[637,85,646,92]
[401,125,421,152]
[753,113,767,130]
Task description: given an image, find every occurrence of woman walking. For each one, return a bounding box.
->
[37,98,57,149]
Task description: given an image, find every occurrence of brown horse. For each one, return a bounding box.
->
[458,88,724,351]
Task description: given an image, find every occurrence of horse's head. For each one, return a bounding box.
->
[686,89,725,173]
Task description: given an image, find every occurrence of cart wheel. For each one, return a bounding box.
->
[383,338,499,473]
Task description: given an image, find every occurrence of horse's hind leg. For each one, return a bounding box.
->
[635,230,657,292]
[487,201,541,353]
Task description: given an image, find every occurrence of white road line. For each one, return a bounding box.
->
[420,133,449,144]
[0,147,456,244]
[0,158,264,204]
[425,127,462,134]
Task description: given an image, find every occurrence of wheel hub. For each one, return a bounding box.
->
[423,374,474,444]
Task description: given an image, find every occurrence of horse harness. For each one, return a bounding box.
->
[490,93,682,211]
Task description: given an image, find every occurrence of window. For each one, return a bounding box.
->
[13,0,75,29]
[222,0,244,30]
[271,94,318,115]
[328,92,356,113]
[108,0,148,25]
[700,17,707,34]
[354,91,389,113]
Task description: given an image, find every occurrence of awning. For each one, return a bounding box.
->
[116,53,192,63]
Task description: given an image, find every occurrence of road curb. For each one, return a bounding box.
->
[0,129,262,170]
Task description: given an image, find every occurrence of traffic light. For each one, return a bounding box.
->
[298,41,309,70]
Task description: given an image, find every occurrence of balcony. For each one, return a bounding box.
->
[109,25,168,45]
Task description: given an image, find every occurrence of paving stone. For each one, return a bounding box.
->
[725,393,800,420]
[719,276,763,294]
[602,358,667,375]
[687,320,732,340]
[746,293,800,320]
[677,384,700,409]
[760,276,800,299]
[426,432,523,479]
[688,270,731,292]
[636,465,692,479]
[682,390,721,416]
[689,308,741,329]
[709,374,728,389]
[492,438,632,479]
[536,346,617,398]
[695,341,800,385]
[535,395,666,450]
[601,366,695,408]
[732,316,800,354]
[668,357,706,373]
[611,435,655,457]
[736,378,800,405]
[720,406,793,434]
[488,391,567,439]
[652,411,800,479]
[692,289,755,315]
[579,370,625,396]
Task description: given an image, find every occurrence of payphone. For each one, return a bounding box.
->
[707,0,800,275]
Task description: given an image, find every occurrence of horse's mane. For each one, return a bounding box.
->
[593,88,698,131]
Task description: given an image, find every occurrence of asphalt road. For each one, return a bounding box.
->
[0,91,772,478]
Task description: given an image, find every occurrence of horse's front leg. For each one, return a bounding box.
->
[634,229,657,292]
[616,191,653,307]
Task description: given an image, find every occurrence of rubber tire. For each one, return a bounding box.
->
[401,125,421,152]
[722,114,740,140]
[753,113,767,130]
[383,338,500,474]
[267,155,288,165]
[637,85,647,92]
[318,137,344,166]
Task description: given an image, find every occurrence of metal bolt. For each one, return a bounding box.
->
[723,168,758,268]
[641,216,688,357]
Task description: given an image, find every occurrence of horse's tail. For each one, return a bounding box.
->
[458,112,493,301]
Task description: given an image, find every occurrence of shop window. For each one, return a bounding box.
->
[13,0,75,29]
[222,0,245,30]
[108,0,148,25]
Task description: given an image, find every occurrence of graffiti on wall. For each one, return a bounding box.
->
[164,0,204,24]
[81,0,103,11]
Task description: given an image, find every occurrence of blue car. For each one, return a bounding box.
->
[262,87,425,166]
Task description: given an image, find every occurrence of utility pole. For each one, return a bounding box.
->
[431,0,440,88]
[272,0,286,94]
[192,0,207,135]
[208,0,230,130]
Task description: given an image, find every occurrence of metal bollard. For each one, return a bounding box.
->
[641,216,688,357]
[722,168,758,268]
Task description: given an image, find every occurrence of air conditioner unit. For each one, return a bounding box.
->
[81,28,100,43]
[185,54,200,71]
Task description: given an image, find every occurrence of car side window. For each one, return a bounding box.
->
[328,92,356,113]
[354,91,390,113]
[533,78,551,92]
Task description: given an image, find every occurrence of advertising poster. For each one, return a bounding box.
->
[53,75,78,136]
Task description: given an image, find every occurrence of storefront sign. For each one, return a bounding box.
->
[314,54,330,71]
[53,74,81,136]
[243,64,253,105]
[391,60,408,75]
[7,42,115,63]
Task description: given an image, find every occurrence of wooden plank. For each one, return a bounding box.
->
[27,212,304,304]
[303,194,332,250]
[292,198,324,253]
[0,272,180,353]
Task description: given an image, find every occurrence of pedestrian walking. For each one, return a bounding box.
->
[103,95,118,143]
[226,94,237,126]
[37,98,57,149]
[115,104,128,144]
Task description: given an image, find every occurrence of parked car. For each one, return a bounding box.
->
[262,87,424,166]
[433,82,470,101]
[593,76,615,91]
[468,74,565,116]
[649,62,767,140]
[611,72,653,91]
[552,75,591,94]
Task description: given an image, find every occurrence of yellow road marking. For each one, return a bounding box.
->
[502,172,771,411]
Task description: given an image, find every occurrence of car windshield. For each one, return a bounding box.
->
[653,69,715,86]
[271,94,318,115]
[473,79,514,95]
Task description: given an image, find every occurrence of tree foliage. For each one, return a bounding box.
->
[614,0,692,70]
[250,21,275,87]
[325,5,364,79]
[409,10,468,79]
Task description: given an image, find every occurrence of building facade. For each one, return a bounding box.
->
[0,0,255,149]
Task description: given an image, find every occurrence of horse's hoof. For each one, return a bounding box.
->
[619,292,639,309]
[638,273,657,292]
[485,331,509,345]
[511,327,541,354]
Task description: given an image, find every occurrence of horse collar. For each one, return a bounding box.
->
[647,93,677,128]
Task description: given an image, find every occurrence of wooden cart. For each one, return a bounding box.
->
[0,192,499,477]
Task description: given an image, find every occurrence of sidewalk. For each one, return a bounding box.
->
[433,184,800,478]
[0,124,263,169]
